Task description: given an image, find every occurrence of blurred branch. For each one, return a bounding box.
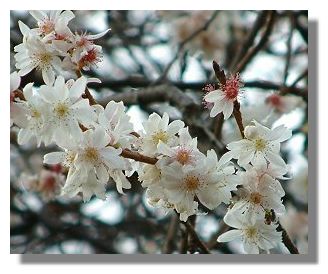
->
[233,11,276,74]
[183,220,211,254]
[155,11,219,83]
[231,11,269,70]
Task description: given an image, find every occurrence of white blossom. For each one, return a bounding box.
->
[44,127,130,200]
[220,120,292,168]
[14,35,62,85]
[140,112,184,156]
[157,127,204,167]
[204,73,243,119]
[38,76,97,142]
[29,10,75,38]
[98,101,135,149]
[218,210,282,254]
[161,149,239,220]
[14,83,51,146]
[231,169,285,224]
[266,93,306,114]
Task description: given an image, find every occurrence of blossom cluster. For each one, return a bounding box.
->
[11,10,297,254]
[14,10,109,85]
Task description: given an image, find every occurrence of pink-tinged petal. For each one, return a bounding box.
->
[217,229,242,242]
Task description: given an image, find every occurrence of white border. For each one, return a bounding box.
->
[2,0,327,272]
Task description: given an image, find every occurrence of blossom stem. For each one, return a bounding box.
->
[183,220,211,254]
[12,89,25,101]
[233,100,245,138]
[120,149,158,165]
[277,222,299,254]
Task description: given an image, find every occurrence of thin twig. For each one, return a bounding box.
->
[283,13,295,84]
[120,149,157,165]
[183,220,211,254]
[233,100,245,138]
[277,222,299,254]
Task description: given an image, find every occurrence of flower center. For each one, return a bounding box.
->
[31,108,41,119]
[65,151,76,167]
[33,53,53,70]
[78,48,102,69]
[223,74,242,100]
[244,227,258,239]
[184,175,200,192]
[176,148,192,165]
[151,130,169,144]
[250,192,263,204]
[54,102,69,118]
[84,147,99,163]
[254,138,267,152]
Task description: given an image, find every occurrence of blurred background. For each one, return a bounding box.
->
[10,10,308,254]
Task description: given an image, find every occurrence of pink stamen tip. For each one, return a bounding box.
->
[222,73,243,100]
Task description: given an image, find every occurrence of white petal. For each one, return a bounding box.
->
[217,229,242,242]
[69,76,87,100]
[87,28,110,40]
[17,129,32,145]
[204,90,225,102]
[266,151,287,168]
[18,21,31,36]
[96,164,109,184]
[42,68,55,86]
[43,152,66,164]
[10,72,21,91]
[157,141,174,157]
[243,242,259,254]
[29,10,47,22]
[167,119,184,134]
[222,101,234,120]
